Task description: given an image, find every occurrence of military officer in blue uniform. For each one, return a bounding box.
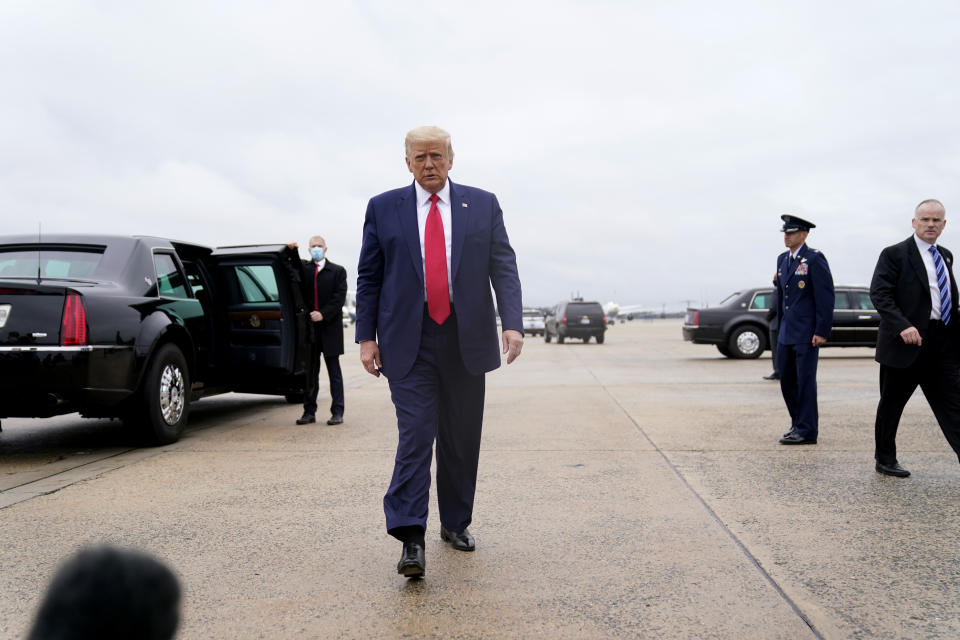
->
[774,215,835,444]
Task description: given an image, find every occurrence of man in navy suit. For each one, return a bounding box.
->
[870,199,960,477]
[774,215,835,445]
[356,126,523,578]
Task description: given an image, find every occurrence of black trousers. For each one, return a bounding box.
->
[304,336,344,417]
[383,307,485,539]
[875,321,960,465]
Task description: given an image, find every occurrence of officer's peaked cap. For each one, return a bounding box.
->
[780,215,816,233]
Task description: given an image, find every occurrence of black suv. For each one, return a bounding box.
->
[545,299,607,344]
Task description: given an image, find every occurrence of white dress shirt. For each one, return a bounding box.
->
[914,233,949,320]
[314,258,326,273]
[414,180,454,299]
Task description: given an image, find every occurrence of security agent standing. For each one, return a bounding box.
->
[774,215,835,445]
[869,199,960,477]
[291,236,347,426]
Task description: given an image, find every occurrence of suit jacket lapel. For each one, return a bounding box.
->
[398,183,424,287]
[449,180,468,282]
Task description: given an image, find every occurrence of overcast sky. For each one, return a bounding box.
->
[3,1,959,309]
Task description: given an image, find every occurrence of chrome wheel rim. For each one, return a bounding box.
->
[736,331,760,355]
[159,364,185,425]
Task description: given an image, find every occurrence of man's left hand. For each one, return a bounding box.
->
[811,334,827,347]
[310,311,323,322]
[502,329,523,364]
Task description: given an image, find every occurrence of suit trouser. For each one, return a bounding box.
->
[875,322,960,465]
[304,335,344,417]
[778,341,820,439]
[384,308,485,538]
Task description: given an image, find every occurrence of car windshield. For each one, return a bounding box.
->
[523,310,541,317]
[0,246,105,279]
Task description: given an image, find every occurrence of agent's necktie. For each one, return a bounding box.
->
[929,245,952,325]
[425,194,450,324]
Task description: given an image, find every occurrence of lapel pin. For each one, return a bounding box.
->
[462,202,469,208]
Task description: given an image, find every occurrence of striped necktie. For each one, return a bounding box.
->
[929,245,951,325]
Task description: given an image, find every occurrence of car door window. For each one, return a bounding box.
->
[153,253,190,299]
[235,265,279,303]
[851,291,876,310]
[181,261,205,297]
[834,291,851,310]
[750,292,774,310]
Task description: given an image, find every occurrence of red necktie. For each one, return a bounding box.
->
[425,193,450,324]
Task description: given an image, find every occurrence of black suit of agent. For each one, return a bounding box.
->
[299,258,348,423]
[870,233,960,474]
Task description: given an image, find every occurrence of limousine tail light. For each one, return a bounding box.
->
[61,293,88,346]
[691,311,699,327]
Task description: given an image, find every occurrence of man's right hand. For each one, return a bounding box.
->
[900,326,922,346]
[360,340,382,377]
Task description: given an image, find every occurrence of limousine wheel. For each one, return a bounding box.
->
[727,325,766,359]
[140,344,190,445]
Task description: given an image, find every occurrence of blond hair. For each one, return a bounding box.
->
[404,126,454,159]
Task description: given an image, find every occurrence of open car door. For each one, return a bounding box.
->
[206,245,310,397]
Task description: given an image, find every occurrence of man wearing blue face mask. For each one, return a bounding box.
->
[291,235,347,425]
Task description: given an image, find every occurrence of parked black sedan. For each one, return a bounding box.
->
[682,286,879,358]
[0,235,312,444]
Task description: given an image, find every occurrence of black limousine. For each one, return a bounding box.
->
[0,235,313,444]
[682,286,879,358]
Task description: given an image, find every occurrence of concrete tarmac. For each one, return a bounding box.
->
[1,320,959,639]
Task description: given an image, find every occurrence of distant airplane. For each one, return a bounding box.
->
[603,301,655,322]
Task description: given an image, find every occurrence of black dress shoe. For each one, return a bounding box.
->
[295,412,315,425]
[779,433,817,445]
[782,428,796,438]
[876,461,911,477]
[327,414,343,425]
[440,526,475,551]
[764,373,780,380]
[397,541,425,578]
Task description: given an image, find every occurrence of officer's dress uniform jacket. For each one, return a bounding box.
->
[775,244,835,439]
